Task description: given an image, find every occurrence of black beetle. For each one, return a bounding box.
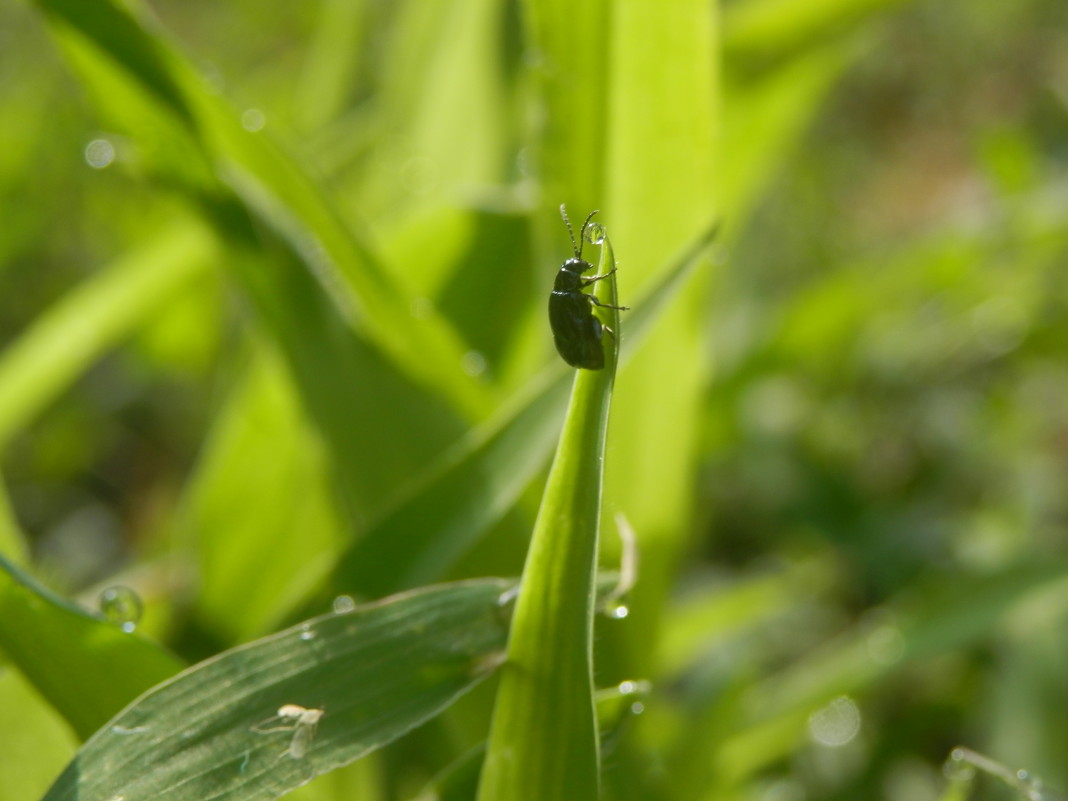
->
[549,206,629,370]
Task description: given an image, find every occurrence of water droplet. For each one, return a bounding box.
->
[460,350,487,377]
[299,624,316,641]
[1016,770,1058,801]
[943,749,976,781]
[99,586,143,632]
[584,221,606,246]
[241,108,266,132]
[617,679,650,696]
[866,623,905,665]
[629,701,645,715]
[332,595,355,614]
[85,139,115,169]
[607,604,629,619]
[807,695,861,747]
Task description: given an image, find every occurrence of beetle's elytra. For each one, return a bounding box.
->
[549,206,629,370]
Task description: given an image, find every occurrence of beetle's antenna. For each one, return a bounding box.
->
[560,205,579,258]
[577,209,599,260]
[560,206,600,260]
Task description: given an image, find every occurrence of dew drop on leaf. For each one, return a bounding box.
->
[98,586,143,633]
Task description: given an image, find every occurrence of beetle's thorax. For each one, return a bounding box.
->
[562,257,592,276]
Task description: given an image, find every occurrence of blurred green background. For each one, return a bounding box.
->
[2,0,1068,799]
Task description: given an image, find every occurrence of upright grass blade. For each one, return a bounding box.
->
[600,0,720,688]
[477,232,622,801]
[519,0,610,217]
[310,219,718,606]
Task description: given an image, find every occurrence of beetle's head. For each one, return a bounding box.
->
[562,256,593,276]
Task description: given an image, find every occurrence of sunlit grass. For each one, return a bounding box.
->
[1,0,1067,800]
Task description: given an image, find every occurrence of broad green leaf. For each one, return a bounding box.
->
[0,554,184,740]
[477,234,623,801]
[43,579,514,801]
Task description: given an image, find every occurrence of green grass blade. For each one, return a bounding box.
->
[42,579,514,801]
[327,365,572,599]
[416,669,647,801]
[520,0,610,215]
[0,669,78,801]
[0,478,29,566]
[709,560,1068,788]
[215,197,469,514]
[477,235,623,801]
[599,0,720,693]
[724,0,913,65]
[0,219,215,451]
[293,0,367,131]
[0,555,185,740]
[181,352,343,642]
[316,219,717,603]
[31,0,500,517]
[32,0,490,418]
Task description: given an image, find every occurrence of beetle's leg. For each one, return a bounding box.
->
[581,268,617,285]
[588,296,630,311]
